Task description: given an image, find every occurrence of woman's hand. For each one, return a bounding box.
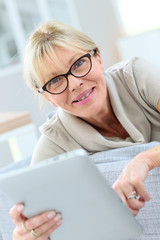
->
[10,204,62,240]
[113,145,160,216]
[112,152,152,216]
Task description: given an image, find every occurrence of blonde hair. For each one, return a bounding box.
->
[23,20,99,94]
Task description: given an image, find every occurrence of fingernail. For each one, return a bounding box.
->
[47,211,56,219]
[54,214,61,221]
[17,205,24,212]
[56,220,62,225]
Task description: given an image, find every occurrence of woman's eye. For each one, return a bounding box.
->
[48,77,59,86]
[75,59,84,68]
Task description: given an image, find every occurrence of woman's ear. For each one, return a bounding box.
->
[96,52,105,72]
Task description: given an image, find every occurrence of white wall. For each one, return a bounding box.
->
[117,29,160,68]
[73,0,121,68]
[0,67,53,136]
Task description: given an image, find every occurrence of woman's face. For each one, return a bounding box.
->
[43,47,108,119]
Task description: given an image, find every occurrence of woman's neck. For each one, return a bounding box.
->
[82,96,129,139]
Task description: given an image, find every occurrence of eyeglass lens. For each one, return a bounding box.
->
[46,55,91,94]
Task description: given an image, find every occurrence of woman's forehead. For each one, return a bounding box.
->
[41,47,86,79]
[47,46,85,64]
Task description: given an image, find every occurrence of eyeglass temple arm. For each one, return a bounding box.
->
[38,88,44,94]
[89,49,95,56]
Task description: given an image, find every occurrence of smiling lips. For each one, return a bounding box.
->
[73,88,94,103]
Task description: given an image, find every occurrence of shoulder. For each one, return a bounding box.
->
[105,57,160,109]
[31,110,65,165]
[105,57,154,74]
[31,111,66,164]
[39,109,64,139]
[105,57,160,86]
[31,109,84,165]
[131,57,160,82]
[105,57,143,77]
[104,57,137,91]
[39,108,81,139]
[105,58,132,73]
[31,134,65,165]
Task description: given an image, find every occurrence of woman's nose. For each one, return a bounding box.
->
[68,75,83,92]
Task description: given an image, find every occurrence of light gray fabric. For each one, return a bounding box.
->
[32,57,160,164]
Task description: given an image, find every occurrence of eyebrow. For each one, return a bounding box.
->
[48,52,83,78]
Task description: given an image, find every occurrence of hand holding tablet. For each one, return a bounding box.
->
[1,149,143,240]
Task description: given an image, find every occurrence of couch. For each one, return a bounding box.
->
[0,142,160,240]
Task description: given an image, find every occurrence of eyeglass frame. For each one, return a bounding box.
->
[38,49,96,95]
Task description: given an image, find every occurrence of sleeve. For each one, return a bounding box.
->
[31,135,66,165]
[132,58,160,110]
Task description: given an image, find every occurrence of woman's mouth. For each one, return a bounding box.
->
[77,89,92,101]
[73,88,94,104]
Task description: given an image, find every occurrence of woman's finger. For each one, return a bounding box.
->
[133,181,150,201]
[21,216,62,240]
[38,219,62,240]
[29,213,62,237]
[127,207,139,216]
[123,187,145,209]
[13,213,62,240]
[126,195,145,210]
[113,180,145,213]
[9,204,26,225]
[24,210,57,231]
[113,184,141,216]
[122,179,150,210]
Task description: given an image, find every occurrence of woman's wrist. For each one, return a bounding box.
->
[135,145,160,170]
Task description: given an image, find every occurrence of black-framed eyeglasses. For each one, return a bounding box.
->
[38,49,95,95]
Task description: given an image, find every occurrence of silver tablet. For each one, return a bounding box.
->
[0,149,142,240]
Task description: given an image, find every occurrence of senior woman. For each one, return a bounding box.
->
[10,20,160,240]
